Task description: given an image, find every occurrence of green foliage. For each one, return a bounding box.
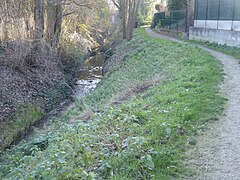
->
[15,103,43,127]
[0,28,224,179]
[138,0,155,25]
[42,83,72,111]
[168,0,187,10]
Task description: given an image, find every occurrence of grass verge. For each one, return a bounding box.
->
[0,28,225,179]
[189,40,240,61]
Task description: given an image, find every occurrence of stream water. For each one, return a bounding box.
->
[74,52,105,98]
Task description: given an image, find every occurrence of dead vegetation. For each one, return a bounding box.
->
[107,75,165,107]
[69,75,165,124]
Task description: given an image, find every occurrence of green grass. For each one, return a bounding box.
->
[0,28,225,179]
[189,40,240,61]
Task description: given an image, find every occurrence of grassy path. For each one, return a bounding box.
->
[146,28,240,179]
[0,28,224,179]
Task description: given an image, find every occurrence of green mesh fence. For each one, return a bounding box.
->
[151,12,166,28]
[195,0,240,21]
[152,10,188,32]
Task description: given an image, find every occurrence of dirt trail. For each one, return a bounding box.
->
[145,28,240,179]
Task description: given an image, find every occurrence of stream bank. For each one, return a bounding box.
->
[0,48,108,152]
[0,46,72,151]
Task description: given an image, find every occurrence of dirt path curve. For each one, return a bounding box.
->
[145,28,240,179]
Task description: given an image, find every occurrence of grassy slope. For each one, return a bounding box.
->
[0,29,225,179]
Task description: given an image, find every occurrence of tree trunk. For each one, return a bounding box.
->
[54,4,62,48]
[25,0,44,66]
[33,0,44,45]
[47,0,62,49]
[122,0,127,39]
[127,0,139,41]
[3,0,8,42]
[25,18,30,39]
[112,0,139,41]
[127,0,133,40]
[187,0,194,28]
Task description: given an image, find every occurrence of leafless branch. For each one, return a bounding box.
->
[62,11,76,17]
[111,0,121,10]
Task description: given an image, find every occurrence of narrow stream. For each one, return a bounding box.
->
[74,52,105,98]
[15,52,105,144]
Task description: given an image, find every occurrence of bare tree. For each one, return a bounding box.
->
[112,0,140,40]
[33,0,44,46]
[187,0,194,27]
[126,0,139,40]
[1,0,9,42]
[25,0,44,66]
[122,0,127,39]
[46,0,62,48]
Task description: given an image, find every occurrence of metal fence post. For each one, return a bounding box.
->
[231,0,236,30]
[185,10,188,32]
[205,0,209,28]
[170,12,172,29]
[194,0,198,20]
[217,0,220,29]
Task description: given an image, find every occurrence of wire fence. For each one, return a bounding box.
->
[151,10,188,32]
[151,12,166,29]
[195,0,240,21]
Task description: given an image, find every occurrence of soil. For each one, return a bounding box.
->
[145,28,240,179]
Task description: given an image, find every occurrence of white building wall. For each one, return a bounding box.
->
[194,20,240,32]
[218,21,232,31]
[206,20,218,29]
[232,21,240,31]
[189,27,240,47]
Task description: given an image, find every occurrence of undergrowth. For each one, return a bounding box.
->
[0,28,225,179]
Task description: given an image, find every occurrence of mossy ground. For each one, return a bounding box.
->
[0,28,225,179]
